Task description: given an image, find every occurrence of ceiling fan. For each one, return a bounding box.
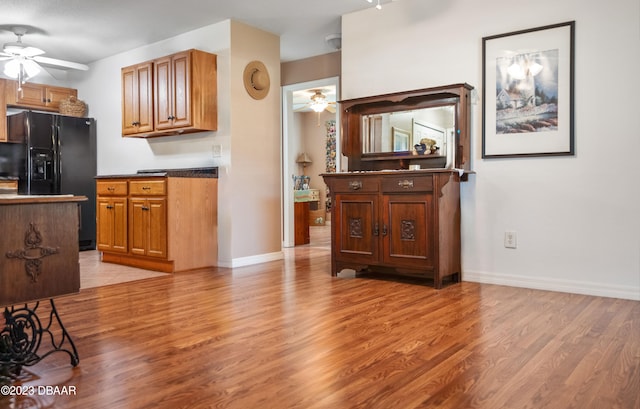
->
[0,26,89,90]
[294,89,337,113]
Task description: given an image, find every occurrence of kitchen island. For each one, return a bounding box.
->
[95,167,218,273]
[0,194,85,376]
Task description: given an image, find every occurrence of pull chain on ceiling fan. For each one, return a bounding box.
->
[0,26,89,90]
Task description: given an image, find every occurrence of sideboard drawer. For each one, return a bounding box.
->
[381,175,433,193]
[329,177,378,193]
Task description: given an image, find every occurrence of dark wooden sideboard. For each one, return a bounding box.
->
[323,83,473,288]
[323,170,461,288]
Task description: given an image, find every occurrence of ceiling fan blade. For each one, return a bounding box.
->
[326,105,336,113]
[2,43,45,57]
[33,56,89,71]
[0,56,12,61]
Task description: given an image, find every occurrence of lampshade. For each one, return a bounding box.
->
[3,58,41,85]
[296,152,312,165]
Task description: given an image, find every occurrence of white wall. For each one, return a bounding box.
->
[342,0,640,299]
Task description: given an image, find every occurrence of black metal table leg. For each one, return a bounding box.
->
[0,299,79,380]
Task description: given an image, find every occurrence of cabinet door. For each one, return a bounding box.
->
[154,51,191,131]
[382,193,434,269]
[14,82,46,107]
[146,198,167,258]
[122,62,153,135]
[45,86,77,109]
[169,51,191,128]
[97,197,128,253]
[154,56,173,131]
[334,193,378,264]
[129,197,167,258]
[129,198,148,256]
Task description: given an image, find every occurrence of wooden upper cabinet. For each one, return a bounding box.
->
[122,62,154,135]
[122,49,217,138]
[0,79,7,142]
[6,81,77,111]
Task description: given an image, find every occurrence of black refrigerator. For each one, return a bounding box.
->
[5,111,97,250]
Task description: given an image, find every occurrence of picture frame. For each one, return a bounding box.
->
[391,127,410,151]
[482,21,575,158]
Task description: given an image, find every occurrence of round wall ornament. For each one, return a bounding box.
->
[243,60,270,100]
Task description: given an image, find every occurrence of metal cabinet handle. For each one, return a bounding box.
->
[398,179,414,189]
[106,205,113,210]
[107,187,115,191]
[142,186,151,190]
[141,206,150,211]
[382,225,388,236]
[373,223,379,236]
[348,181,362,191]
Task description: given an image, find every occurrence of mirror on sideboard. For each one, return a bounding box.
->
[340,83,473,171]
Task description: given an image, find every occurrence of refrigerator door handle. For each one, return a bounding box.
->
[53,123,61,193]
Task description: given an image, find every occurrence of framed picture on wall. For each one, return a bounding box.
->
[482,21,575,158]
[392,127,410,151]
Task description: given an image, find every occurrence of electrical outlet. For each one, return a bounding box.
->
[212,144,222,157]
[504,231,517,249]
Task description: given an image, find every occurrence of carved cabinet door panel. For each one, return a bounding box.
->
[334,193,378,265]
[381,193,434,269]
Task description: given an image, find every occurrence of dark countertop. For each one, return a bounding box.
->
[96,167,218,179]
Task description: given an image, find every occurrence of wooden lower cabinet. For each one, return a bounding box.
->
[96,176,217,273]
[323,170,461,288]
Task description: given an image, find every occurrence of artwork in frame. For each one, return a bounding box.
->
[392,127,410,152]
[482,21,575,158]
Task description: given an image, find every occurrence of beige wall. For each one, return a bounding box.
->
[229,21,282,264]
[281,52,341,87]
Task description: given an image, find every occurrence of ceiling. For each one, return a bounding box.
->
[0,0,395,66]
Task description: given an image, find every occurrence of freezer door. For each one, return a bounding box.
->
[58,116,97,250]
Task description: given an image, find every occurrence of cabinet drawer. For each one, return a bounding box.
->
[96,180,128,196]
[129,180,166,195]
[381,175,433,193]
[329,177,378,193]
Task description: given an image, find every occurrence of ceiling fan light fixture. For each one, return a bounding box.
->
[3,59,21,78]
[3,58,40,89]
[310,90,329,112]
[310,100,328,113]
[22,59,41,78]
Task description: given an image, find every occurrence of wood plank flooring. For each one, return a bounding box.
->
[2,226,639,409]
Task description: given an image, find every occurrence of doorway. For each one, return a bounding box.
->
[281,76,340,247]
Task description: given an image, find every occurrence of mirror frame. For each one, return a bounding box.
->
[340,83,473,171]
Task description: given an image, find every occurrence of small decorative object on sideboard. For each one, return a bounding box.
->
[59,96,87,117]
[414,143,427,155]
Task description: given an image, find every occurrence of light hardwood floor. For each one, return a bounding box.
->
[2,225,639,409]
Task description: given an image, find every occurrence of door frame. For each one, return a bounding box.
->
[281,76,341,247]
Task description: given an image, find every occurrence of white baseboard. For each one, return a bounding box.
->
[216,251,284,268]
[463,270,640,301]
